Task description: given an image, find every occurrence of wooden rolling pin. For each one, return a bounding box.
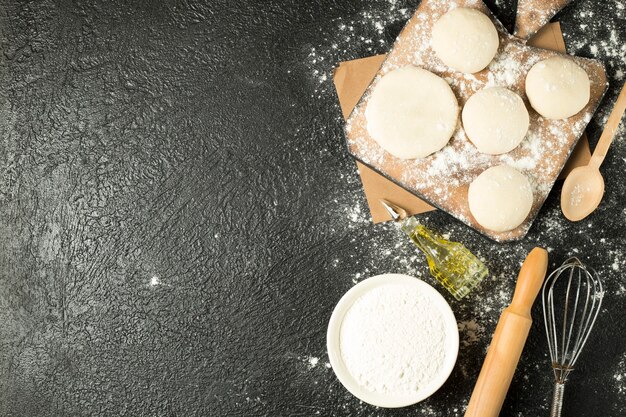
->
[464,247,549,417]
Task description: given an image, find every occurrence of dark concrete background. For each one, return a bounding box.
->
[1,0,625,416]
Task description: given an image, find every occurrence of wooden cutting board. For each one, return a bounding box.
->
[343,0,607,242]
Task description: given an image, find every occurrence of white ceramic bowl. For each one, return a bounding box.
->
[326,273,459,408]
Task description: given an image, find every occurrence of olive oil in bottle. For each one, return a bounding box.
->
[382,200,488,300]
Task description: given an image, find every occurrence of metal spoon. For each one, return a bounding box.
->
[561,81,626,221]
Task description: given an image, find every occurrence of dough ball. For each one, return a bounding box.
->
[462,87,529,155]
[468,165,533,232]
[365,65,459,159]
[525,56,590,119]
[431,8,499,74]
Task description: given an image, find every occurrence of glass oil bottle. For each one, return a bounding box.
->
[381,200,488,300]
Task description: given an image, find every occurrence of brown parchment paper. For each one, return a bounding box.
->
[514,0,572,40]
[334,22,594,225]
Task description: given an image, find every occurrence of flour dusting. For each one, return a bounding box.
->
[308,356,320,368]
[615,356,626,398]
[564,0,626,142]
[305,0,412,99]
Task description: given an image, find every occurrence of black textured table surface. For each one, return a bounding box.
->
[1,1,625,416]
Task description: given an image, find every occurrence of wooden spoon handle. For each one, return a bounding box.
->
[590,81,626,168]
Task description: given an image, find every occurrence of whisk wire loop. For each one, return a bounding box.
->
[541,257,603,417]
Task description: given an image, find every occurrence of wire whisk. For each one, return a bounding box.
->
[541,257,603,417]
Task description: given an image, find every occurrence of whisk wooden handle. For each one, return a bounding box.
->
[464,248,548,417]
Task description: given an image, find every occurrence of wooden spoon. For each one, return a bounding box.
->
[561,81,626,221]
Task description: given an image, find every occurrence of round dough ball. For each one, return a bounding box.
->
[365,65,459,159]
[462,87,529,155]
[431,8,499,74]
[468,165,533,232]
[525,56,590,119]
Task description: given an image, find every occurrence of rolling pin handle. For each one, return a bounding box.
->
[510,247,549,314]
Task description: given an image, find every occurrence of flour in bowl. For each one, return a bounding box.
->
[339,283,448,394]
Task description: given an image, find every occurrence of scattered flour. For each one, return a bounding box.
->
[308,356,320,368]
[614,355,626,406]
[305,0,412,99]
[570,183,585,207]
[564,0,626,141]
